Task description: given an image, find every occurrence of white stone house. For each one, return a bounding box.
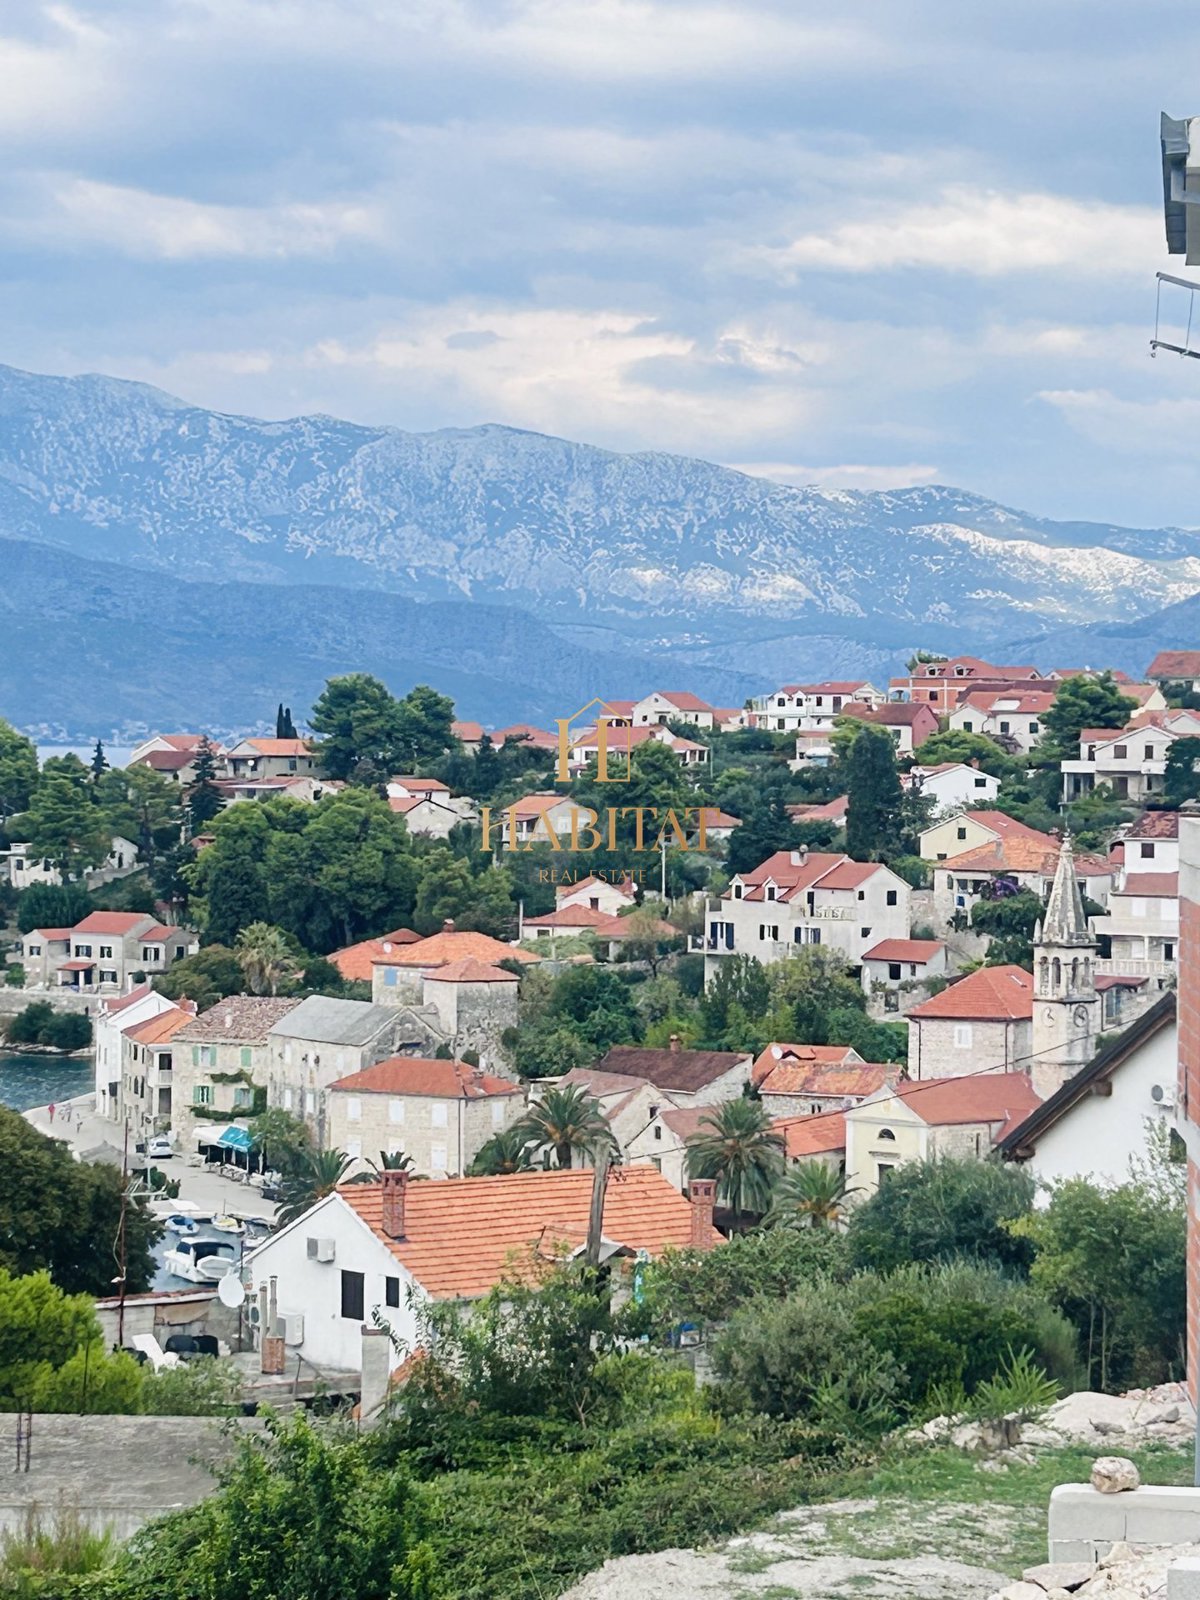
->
[998,994,1176,1190]
[905,964,1034,1080]
[860,938,951,1013]
[947,690,1057,752]
[630,692,716,729]
[698,848,911,977]
[844,1072,1041,1202]
[22,912,195,992]
[902,763,999,817]
[752,681,884,733]
[555,875,638,915]
[223,737,318,781]
[244,1167,718,1376]
[1060,713,1200,804]
[919,809,1050,864]
[95,983,180,1122]
[172,996,304,1153]
[117,1002,197,1142]
[2,836,139,891]
[325,1056,525,1178]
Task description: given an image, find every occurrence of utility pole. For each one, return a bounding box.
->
[584,1149,611,1268]
[115,1121,130,1348]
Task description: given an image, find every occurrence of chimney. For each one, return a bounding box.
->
[669,1033,681,1053]
[380,1168,409,1239]
[799,843,808,863]
[442,918,455,933]
[688,1179,717,1250]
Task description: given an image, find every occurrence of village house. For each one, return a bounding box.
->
[325,1056,525,1178]
[837,700,940,755]
[371,928,530,1071]
[1091,815,1179,983]
[773,1108,849,1172]
[698,848,911,976]
[520,903,676,958]
[565,722,709,772]
[751,681,885,733]
[490,791,605,848]
[244,1166,719,1377]
[594,1041,753,1106]
[555,874,639,915]
[624,1105,707,1191]
[934,834,1113,922]
[451,720,485,753]
[215,774,341,806]
[750,1042,890,1118]
[888,657,1044,716]
[790,727,838,767]
[127,733,224,785]
[902,762,1000,815]
[788,795,849,827]
[172,996,304,1154]
[1060,710,1200,804]
[919,808,1052,863]
[223,737,318,781]
[947,689,1058,752]
[1,835,139,891]
[491,723,558,753]
[21,912,195,993]
[1147,648,1200,693]
[95,983,180,1122]
[372,923,535,1004]
[558,1067,670,1158]
[860,938,951,1013]
[385,777,478,838]
[117,1002,197,1142]
[998,994,1177,1189]
[844,1072,1041,1201]
[905,964,1034,1079]
[630,692,716,729]
[266,996,402,1147]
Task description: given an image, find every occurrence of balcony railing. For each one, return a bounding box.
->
[1094,957,1177,980]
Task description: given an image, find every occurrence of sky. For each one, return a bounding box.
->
[2,0,1200,526]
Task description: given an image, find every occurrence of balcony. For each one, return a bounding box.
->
[1094,957,1177,982]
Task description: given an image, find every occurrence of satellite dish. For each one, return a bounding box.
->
[771,1045,783,1059]
[218,1274,246,1308]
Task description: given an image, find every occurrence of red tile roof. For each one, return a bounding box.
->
[493,725,558,750]
[596,1045,750,1095]
[124,1006,196,1045]
[328,1056,521,1099]
[1130,810,1180,839]
[239,738,312,756]
[751,1042,865,1086]
[451,721,484,741]
[329,930,422,982]
[29,928,75,941]
[1148,650,1200,679]
[390,776,450,793]
[59,959,96,971]
[788,795,850,823]
[339,1166,718,1299]
[424,957,521,984]
[731,850,887,903]
[861,938,947,963]
[1118,873,1179,897]
[774,1110,848,1159]
[101,981,155,1013]
[908,964,1033,1021]
[372,927,539,969]
[883,1071,1039,1136]
[72,912,155,936]
[760,1063,890,1099]
[136,749,195,771]
[940,838,1110,878]
[652,692,714,712]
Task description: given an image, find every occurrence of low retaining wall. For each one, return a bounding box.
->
[1050,1484,1200,1563]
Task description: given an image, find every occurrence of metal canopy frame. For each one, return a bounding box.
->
[1152,271,1200,359]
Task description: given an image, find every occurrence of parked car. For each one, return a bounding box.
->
[148,1135,175,1160]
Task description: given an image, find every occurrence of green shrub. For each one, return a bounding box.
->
[5,962,26,988]
[847,1155,1036,1275]
[969,1346,1060,1422]
[0,1506,115,1598]
[635,1225,849,1332]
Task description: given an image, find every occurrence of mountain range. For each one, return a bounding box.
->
[0,360,1192,735]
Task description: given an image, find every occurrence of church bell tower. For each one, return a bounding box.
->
[1031,835,1101,1099]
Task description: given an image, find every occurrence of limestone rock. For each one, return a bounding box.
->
[1090,1459,1140,1495]
[1022,1561,1095,1591]
[993,1584,1048,1600]
[1098,1539,1135,1565]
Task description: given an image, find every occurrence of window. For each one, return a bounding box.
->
[340,1270,365,1321]
[283,1087,294,1110]
[860,927,871,939]
[1029,721,1039,734]
[962,720,974,731]
[100,970,117,985]
[877,1128,896,1141]
[491,1101,505,1128]
[973,776,987,788]
[305,1090,316,1114]
[389,1099,404,1124]
[654,1124,662,1141]
[1165,942,1177,961]
[999,721,1010,734]
[1114,744,1127,759]
[888,963,902,981]
[1144,744,1155,760]
[99,944,113,958]
[75,944,92,957]
[430,1102,448,1128]
[877,1163,895,1185]
[384,967,398,986]
[886,889,898,906]
[385,1276,401,1308]
[956,826,967,840]
[28,945,40,956]
[283,1042,293,1064]
[953,1024,973,1049]
[346,1138,362,1159]
[765,885,776,901]
[857,889,865,901]
[430,1143,447,1170]
[346,1097,361,1122]
[232,1087,253,1110]
[193,1085,213,1106]
[732,883,743,899]
[240,1046,252,1068]
[1141,842,1155,858]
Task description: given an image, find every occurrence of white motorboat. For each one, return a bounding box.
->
[166,1214,199,1236]
[163,1238,238,1283]
[211,1215,246,1236]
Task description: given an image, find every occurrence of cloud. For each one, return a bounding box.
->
[1036,387,1200,458]
[45,178,382,260]
[756,186,1159,278]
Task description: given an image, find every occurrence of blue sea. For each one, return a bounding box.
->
[0,1054,93,1111]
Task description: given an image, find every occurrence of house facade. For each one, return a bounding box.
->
[751,681,884,733]
[1060,712,1200,803]
[266,996,402,1146]
[117,1003,197,1142]
[905,964,1034,1079]
[223,738,318,780]
[903,763,1000,815]
[947,690,1057,752]
[172,996,304,1152]
[630,692,716,729]
[22,913,195,993]
[325,1056,525,1178]
[888,657,1044,716]
[860,938,950,1013]
[698,848,911,977]
[95,983,179,1122]
[593,1042,752,1106]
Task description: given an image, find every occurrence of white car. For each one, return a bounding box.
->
[148,1135,175,1160]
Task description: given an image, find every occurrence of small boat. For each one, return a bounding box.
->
[163,1238,238,1284]
[211,1215,246,1236]
[243,1217,272,1240]
[166,1214,199,1236]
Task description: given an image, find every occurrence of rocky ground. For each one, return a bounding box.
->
[558,1389,1198,1600]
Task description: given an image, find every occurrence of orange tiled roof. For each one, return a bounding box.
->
[242,738,312,756]
[1117,872,1178,897]
[329,929,422,982]
[72,912,155,935]
[339,1166,718,1299]
[452,720,484,742]
[940,838,1110,877]
[774,1110,847,1159]
[882,1071,1040,1137]
[751,1042,864,1086]
[1148,650,1200,678]
[372,928,539,968]
[862,938,946,963]
[424,957,521,983]
[908,964,1033,1021]
[327,1056,521,1099]
[760,1063,890,1099]
[124,1006,195,1045]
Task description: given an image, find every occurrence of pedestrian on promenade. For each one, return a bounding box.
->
[48,1103,55,1124]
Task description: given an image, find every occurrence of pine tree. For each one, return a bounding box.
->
[90,739,109,781]
[275,704,298,739]
[844,722,905,861]
[187,735,225,831]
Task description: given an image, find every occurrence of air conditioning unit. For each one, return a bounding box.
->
[1151,1084,1177,1109]
[283,1313,304,1346]
[316,1238,336,1263]
[247,1304,262,1327]
[306,1236,319,1259]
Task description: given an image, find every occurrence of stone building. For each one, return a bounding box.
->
[266,996,401,1148]
[172,996,304,1152]
[905,964,1034,1080]
[1030,837,1103,1100]
[325,1056,525,1178]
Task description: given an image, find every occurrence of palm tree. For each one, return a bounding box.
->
[275,1148,356,1224]
[346,1150,419,1184]
[516,1085,614,1170]
[766,1162,856,1231]
[685,1098,784,1230]
[469,1127,535,1176]
[235,922,298,996]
